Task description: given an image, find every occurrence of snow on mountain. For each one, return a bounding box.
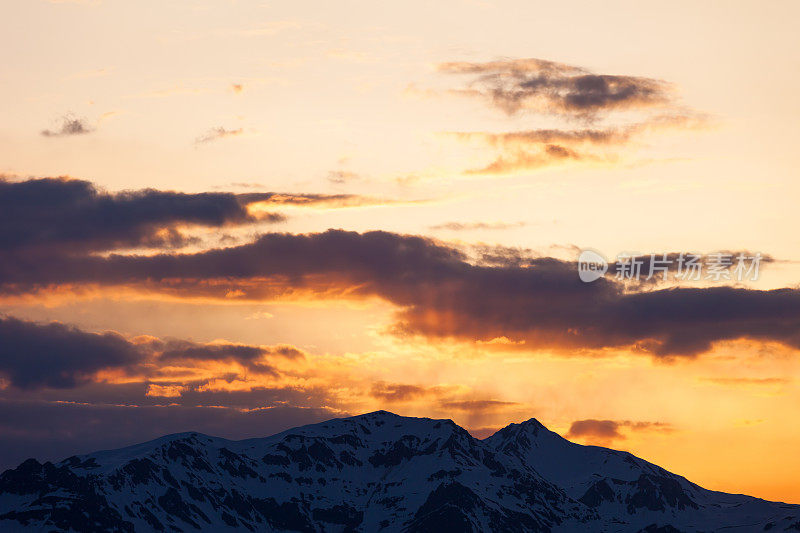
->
[486,418,800,532]
[0,410,798,532]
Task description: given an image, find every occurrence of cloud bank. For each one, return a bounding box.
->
[1,226,797,357]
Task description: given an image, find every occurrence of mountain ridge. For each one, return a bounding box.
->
[0,410,798,532]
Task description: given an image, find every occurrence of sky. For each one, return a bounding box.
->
[1,0,800,503]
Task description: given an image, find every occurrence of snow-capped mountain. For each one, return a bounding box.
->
[0,411,797,532]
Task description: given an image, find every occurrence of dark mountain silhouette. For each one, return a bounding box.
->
[1,411,797,532]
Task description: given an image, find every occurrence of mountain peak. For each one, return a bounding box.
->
[359,409,398,417]
[485,416,553,447]
[517,416,548,431]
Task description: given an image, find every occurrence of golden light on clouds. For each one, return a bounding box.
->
[0,0,799,508]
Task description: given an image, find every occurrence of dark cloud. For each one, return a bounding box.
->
[370,382,429,402]
[0,316,304,390]
[195,126,244,144]
[566,419,623,440]
[158,341,304,375]
[0,229,796,357]
[0,377,337,413]
[609,251,774,285]
[160,344,276,373]
[0,177,392,254]
[0,177,286,253]
[471,243,542,268]
[0,399,339,471]
[566,419,672,442]
[439,58,671,118]
[0,316,142,389]
[168,384,336,409]
[41,115,94,137]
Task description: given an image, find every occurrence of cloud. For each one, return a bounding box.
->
[370,382,429,402]
[245,311,275,320]
[195,126,244,144]
[438,399,519,412]
[471,243,542,268]
[1,228,797,357]
[452,128,631,146]
[327,170,361,184]
[0,316,306,390]
[369,383,516,415]
[243,192,383,208]
[0,177,393,254]
[231,83,244,94]
[439,58,672,118]
[0,316,142,389]
[435,58,707,175]
[449,114,708,175]
[430,221,526,231]
[604,251,774,286]
[473,143,596,174]
[566,419,623,441]
[702,377,791,387]
[158,340,304,375]
[566,419,672,443]
[0,177,286,253]
[145,383,186,397]
[41,115,94,137]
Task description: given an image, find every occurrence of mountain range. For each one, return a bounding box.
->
[0,410,798,532]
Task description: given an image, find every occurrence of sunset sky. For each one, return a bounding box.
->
[1,0,800,503]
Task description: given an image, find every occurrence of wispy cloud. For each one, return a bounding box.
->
[430,221,526,231]
[566,419,673,443]
[439,58,673,119]
[702,377,791,387]
[438,399,519,412]
[195,126,244,144]
[434,58,708,175]
[41,115,94,137]
[448,114,708,175]
[327,170,362,184]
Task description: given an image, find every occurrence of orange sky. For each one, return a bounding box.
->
[1,0,799,503]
